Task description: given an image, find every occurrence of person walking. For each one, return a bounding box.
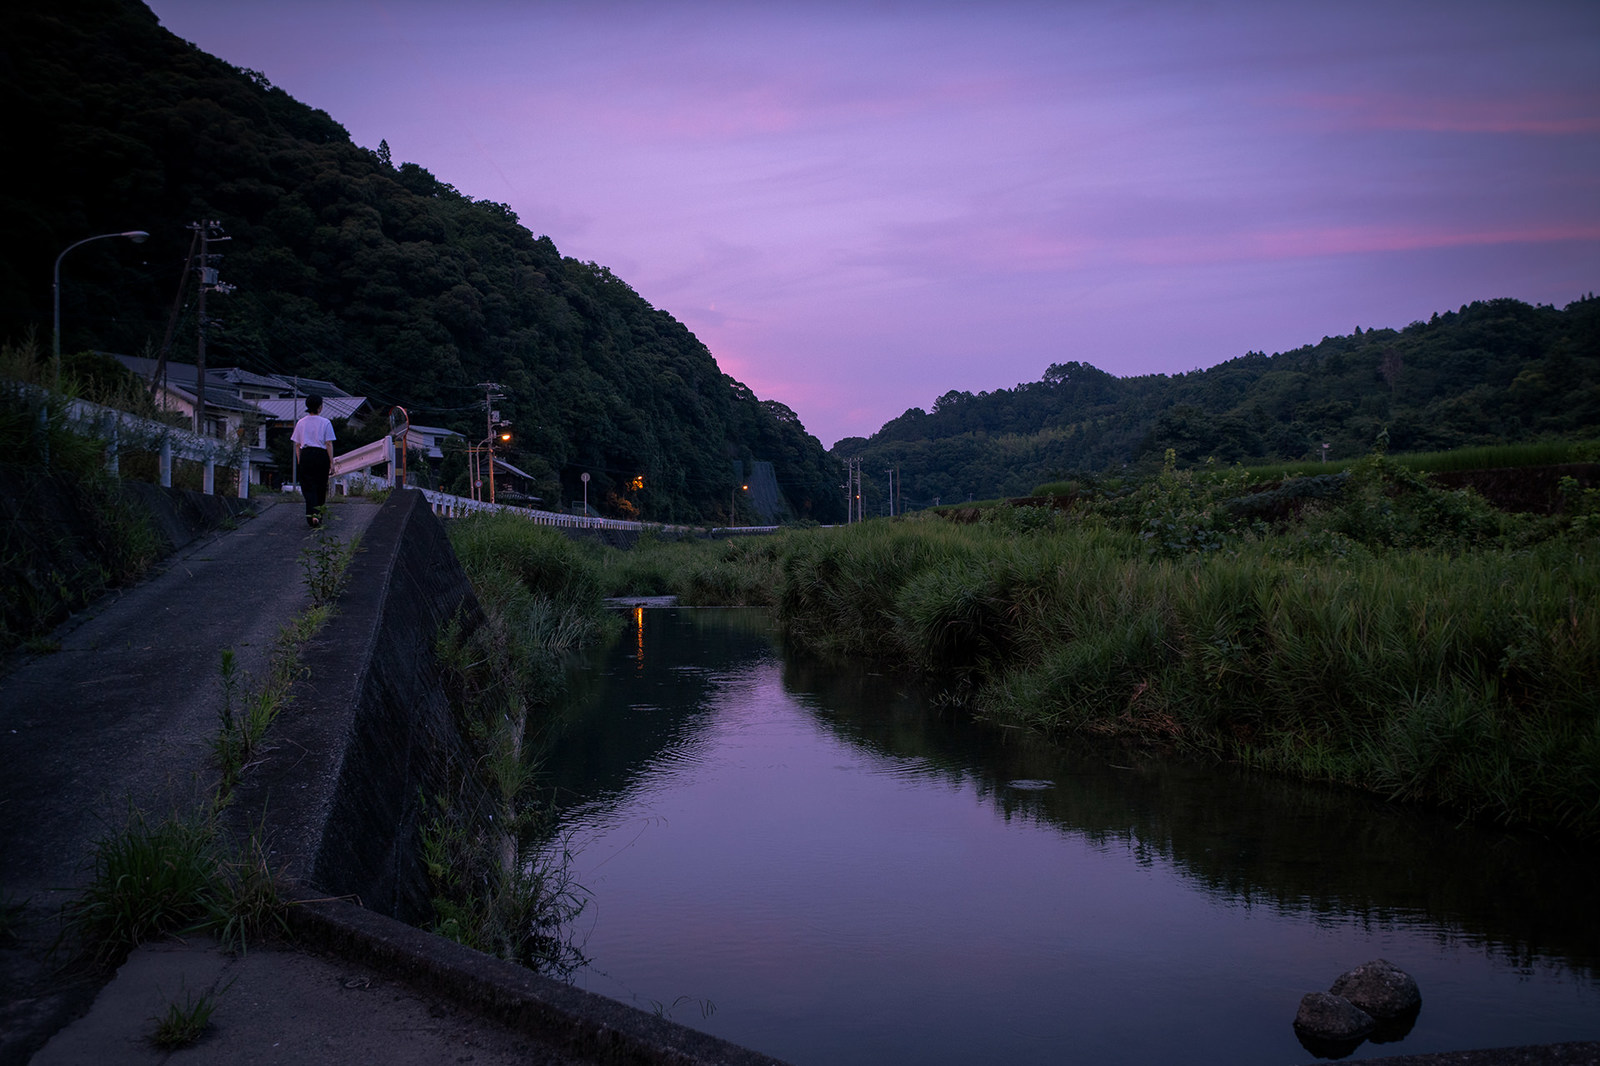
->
[290,394,336,528]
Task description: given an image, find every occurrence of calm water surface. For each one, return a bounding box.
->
[534,608,1599,1065]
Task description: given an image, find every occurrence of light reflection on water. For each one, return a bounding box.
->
[533,608,1600,1066]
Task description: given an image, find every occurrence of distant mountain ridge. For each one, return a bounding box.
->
[0,0,843,522]
[833,295,1600,511]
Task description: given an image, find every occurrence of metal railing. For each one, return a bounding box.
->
[414,487,785,536]
[417,487,680,530]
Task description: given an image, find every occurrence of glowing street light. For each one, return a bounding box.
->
[53,230,148,388]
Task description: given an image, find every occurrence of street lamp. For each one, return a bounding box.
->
[53,230,149,389]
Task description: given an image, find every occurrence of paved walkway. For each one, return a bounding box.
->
[0,492,781,1066]
[0,497,372,913]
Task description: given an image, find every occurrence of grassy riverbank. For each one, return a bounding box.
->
[430,512,613,972]
[598,453,1600,837]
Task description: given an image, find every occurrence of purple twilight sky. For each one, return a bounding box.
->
[143,0,1600,449]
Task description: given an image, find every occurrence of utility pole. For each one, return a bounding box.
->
[479,382,505,503]
[148,226,201,406]
[187,221,232,435]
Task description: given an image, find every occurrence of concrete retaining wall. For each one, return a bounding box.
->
[237,488,483,921]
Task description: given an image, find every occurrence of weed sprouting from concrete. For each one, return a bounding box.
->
[60,809,223,967]
[299,531,358,609]
[149,983,224,1049]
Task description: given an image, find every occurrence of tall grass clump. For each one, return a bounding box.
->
[770,453,1600,835]
[59,808,287,967]
[596,531,787,606]
[428,511,606,974]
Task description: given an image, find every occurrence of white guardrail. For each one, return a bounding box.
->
[416,486,781,536]
[419,487,679,531]
[10,384,253,497]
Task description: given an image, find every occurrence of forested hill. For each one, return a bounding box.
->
[835,296,1600,510]
[0,0,843,523]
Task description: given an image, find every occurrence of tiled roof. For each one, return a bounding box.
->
[253,396,369,422]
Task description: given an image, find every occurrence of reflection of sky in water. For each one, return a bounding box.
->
[544,611,1600,1066]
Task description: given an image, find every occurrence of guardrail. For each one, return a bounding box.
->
[414,488,786,536]
[9,382,251,497]
[417,487,675,530]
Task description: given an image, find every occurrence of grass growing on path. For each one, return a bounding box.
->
[59,808,287,968]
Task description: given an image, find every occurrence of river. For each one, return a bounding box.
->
[531,607,1599,1065]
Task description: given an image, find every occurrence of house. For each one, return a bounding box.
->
[404,423,465,460]
[113,354,372,487]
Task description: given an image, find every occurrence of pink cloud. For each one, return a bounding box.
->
[1122,222,1600,268]
[1297,91,1600,135]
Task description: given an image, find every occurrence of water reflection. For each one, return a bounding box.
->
[781,654,1600,978]
[534,608,1600,1066]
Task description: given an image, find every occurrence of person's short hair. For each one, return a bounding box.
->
[305,394,323,414]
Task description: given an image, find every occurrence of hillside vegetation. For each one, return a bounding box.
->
[837,296,1600,512]
[0,0,842,522]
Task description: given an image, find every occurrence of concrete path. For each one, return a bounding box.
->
[30,938,585,1066]
[0,496,387,1064]
[0,496,377,911]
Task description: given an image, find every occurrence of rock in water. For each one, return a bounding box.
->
[1294,992,1376,1041]
[1330,958,1422,1020]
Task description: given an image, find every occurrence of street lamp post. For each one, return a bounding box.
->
[53,230,149,389]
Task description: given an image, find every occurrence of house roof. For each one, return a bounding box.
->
[213,367,288,391]
[406,423,463,440]
[254,396,369,423]
[112,355,352,401]
[494,457,537,480]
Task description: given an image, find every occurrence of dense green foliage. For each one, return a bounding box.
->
[837,297,1600,512]
[0,0,843,522]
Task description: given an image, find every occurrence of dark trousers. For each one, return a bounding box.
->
[300,447,331,516]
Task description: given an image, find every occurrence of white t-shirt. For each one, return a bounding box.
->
[291,413,336,450]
